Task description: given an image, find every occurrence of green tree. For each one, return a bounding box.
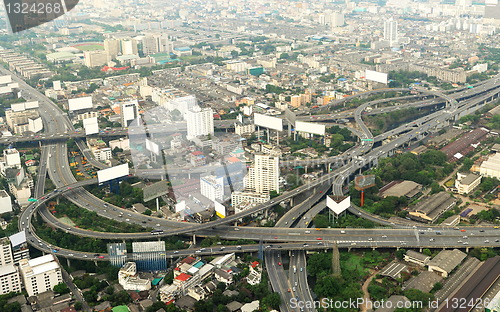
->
[53,282,70,295]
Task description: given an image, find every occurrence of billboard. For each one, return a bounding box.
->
[83,117,99,135]
[354,174,376,190]
[97,163,130,184]
[365,70,388,84]
[145,138,160,155]
[68,96,92,111]
[24,101,39,110]
[143,181,170,202]
[215,201,226,218]
[295,121,326,136]
[254,113,283,131]
[53,80,62,91]
[284,108,297,126]
[327,195,350,215]
[11,101,39,112]
[0,75,12,85]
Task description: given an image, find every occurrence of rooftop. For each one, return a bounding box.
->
[427,249,467,273]
[404,271,443,293]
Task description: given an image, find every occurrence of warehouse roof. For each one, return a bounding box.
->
[428,249,466,273]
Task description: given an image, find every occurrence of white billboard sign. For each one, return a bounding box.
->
[365,70,388,84]
[68,96,93,111]
[145,138,160,155]
[215,201,226,218]
[83,117,99,135]
[11,103,25,112]
[327,195,350,215]
[97,163,130,184]
[295,121,326,136]
[254,113,283,131]
[53,80,62,91]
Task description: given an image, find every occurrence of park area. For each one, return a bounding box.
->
[72,43,104,51]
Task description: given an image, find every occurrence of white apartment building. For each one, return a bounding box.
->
[4,148,21,169]
[19,254,63,297]
[0,190,12,214]
[384,18,399,47]
[109,138,130,151]
[118,262,151,291]
[186,106,214,140]
[455,172,481,195]
[0,238,13,266]
[200,175,224,202]
[120,100,139,127]
[0,264,21,295]
[93,148,112,162]
[245,154,279,194]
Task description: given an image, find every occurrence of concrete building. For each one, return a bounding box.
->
[479,153,500,179]
[186,106,214,140]
[379,181,422,199]
[427,249,466,277]
[231,191,270,211]
[200,175,224,202]
[5,109,43,134]
[121,39,139,56]
[409,192,457,223]
[118,262,151,291]
[0,264,21,295]
[0,190,12,214]
[245,154,279,194]
[0,238,13,266]
[120,100,139,127]
[404,250,431,267]
[455,172,481,195]
[109,138,130,151]
[403,271,443,293]
[104,39,121,59]
[19,254,63,296]
[380,262,408,280]
[83,51,108,67]
[384,18,399,47]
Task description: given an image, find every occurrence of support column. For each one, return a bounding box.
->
[66,258,71,267]
[192,234,196,245]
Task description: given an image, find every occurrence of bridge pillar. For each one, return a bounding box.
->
[419,248,422,252]
[396,247,400,251]
[192,234,196,245]
[94,260,98,266]
[466,247,469,253]
[66,258,71,267]
[347,247,352,252]
[372,247,376,251]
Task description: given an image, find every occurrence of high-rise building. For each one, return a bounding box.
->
[330,12,345,28]
[120,100,139,127]
[142,35,159,56]
[0,264,21,295]
[186,106,214,140]
[158,34,174,54]
[200,175,224,202]
[19,254,63,297]
[9,231,29,264]
[485,0,500,19]
[121,39,139,55]
[245,154,279,194]
[0,238,13,266]
[104,39,121,59]
[132,241,167,272]
[84,51,108,67]
[384,18,399,47]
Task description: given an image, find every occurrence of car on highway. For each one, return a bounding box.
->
[460,229,466,232]
[98,256,105,259]
[277,262,282,266]
[316,237,323,240]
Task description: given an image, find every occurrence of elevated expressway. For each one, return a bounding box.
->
[6,64,500,262]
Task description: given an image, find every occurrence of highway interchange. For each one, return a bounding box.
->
[2,66,500,310]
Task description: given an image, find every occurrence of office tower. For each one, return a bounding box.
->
[0,238,13,266]
[0,264,21,295]
[132,241,167,272]
[104,39,121,59]
[19,254,63,297]
[200,175,224,202]
[120,100,139,127]
[186,106,214,140]
[245,154,279,194]
[142,35,159,56]
[121,39,139,55]
[384,17,399,47]
[83,51,108,67]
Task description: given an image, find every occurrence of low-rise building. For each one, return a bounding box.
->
[479,153,500,179]
[0,264,21,295]
[379,181,422,199]
[403,271,443,293]
[379,262,408,280]
[118,262,151,291]
[404,250,431,267]
[427,249,466,277]
[455,172,481,195]
[409,192,457,223]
